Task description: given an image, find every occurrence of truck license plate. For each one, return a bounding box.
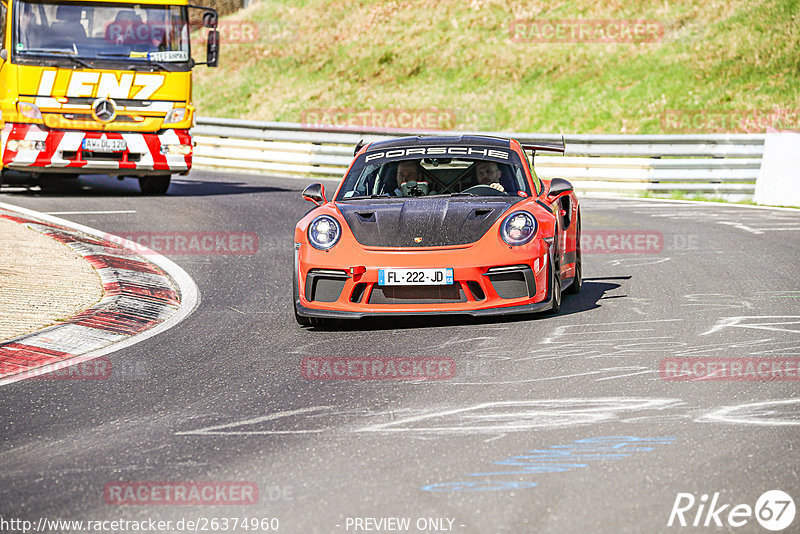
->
[82,138,127,152]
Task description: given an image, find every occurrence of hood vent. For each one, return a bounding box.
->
[337,198,517,247]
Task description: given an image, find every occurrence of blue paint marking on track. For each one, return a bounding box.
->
[422,436,675,493]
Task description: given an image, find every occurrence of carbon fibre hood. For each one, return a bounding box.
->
[336,198,518,247]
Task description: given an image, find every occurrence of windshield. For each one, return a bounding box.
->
[337,146,533,201]
[13,1,190,70]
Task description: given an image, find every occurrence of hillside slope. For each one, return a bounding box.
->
[193,0,799,134]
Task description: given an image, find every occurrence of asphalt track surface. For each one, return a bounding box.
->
[1,170,799,534]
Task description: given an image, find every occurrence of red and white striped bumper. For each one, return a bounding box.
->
[1,124,192,174]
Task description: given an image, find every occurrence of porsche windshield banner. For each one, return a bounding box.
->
[363,146,513,165]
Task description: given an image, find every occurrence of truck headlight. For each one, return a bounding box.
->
[7,139,46,152]
[160,144,193,155]
[164,107,187,124]
[18,102,43,120]
[500,211,537,246]
[308,215,341,250]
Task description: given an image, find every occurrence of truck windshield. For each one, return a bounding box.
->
[13,1,191,70]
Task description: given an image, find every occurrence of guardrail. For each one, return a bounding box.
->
[192,117,766,199]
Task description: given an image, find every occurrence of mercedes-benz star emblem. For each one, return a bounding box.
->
[92,98,117,123]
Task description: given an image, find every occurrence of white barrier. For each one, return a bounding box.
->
[192,117,767,200]
[754,132,800,207]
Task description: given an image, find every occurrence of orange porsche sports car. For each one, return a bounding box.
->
[293,135,581,326]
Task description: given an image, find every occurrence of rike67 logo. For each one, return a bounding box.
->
[668,490,795,531]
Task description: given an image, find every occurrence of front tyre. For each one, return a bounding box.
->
[293,267,312,326]
[293,265,327,327]
[139,175,171,195]
[294,306,313,326]
[294,306,327,328]
[547,235,562,314]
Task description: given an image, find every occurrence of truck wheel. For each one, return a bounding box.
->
[37,175,74,193]
[139,175,171,195]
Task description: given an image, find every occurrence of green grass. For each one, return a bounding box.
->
[193,0,800,133]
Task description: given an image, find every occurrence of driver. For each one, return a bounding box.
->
[392,160,433,196]
[475,161,505,192]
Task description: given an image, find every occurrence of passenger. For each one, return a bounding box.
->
[475,161,505,192]
[19,4,43,49]
[105,10,145,46]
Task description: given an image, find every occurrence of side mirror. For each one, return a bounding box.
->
[202,11,218,28]
[548,177,574,197]
[206,30,219,67]
[0,50,7,61]
[302,183,326,205]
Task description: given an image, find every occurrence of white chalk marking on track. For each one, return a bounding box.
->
[697,399,800,426]
[702,316,800,336]
[175,406,333,436]
[357,398,682,434]
[45,210,137,215]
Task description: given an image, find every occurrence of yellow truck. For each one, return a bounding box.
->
[0,0,219,194]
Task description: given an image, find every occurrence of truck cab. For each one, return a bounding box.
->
[0,0,219,194]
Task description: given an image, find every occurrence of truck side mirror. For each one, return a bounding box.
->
[202,11,218,28]
[206,30,219,67]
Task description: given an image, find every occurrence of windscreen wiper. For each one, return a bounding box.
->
[341,194,392,200]
[96,52,170,71]
[20,49,93,69]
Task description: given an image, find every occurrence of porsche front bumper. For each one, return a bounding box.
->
[294,238,556,319]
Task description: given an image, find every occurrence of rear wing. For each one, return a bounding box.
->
[521,137,566,161]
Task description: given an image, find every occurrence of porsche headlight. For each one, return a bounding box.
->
[308,215,341,250]
[500,211,537,246]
